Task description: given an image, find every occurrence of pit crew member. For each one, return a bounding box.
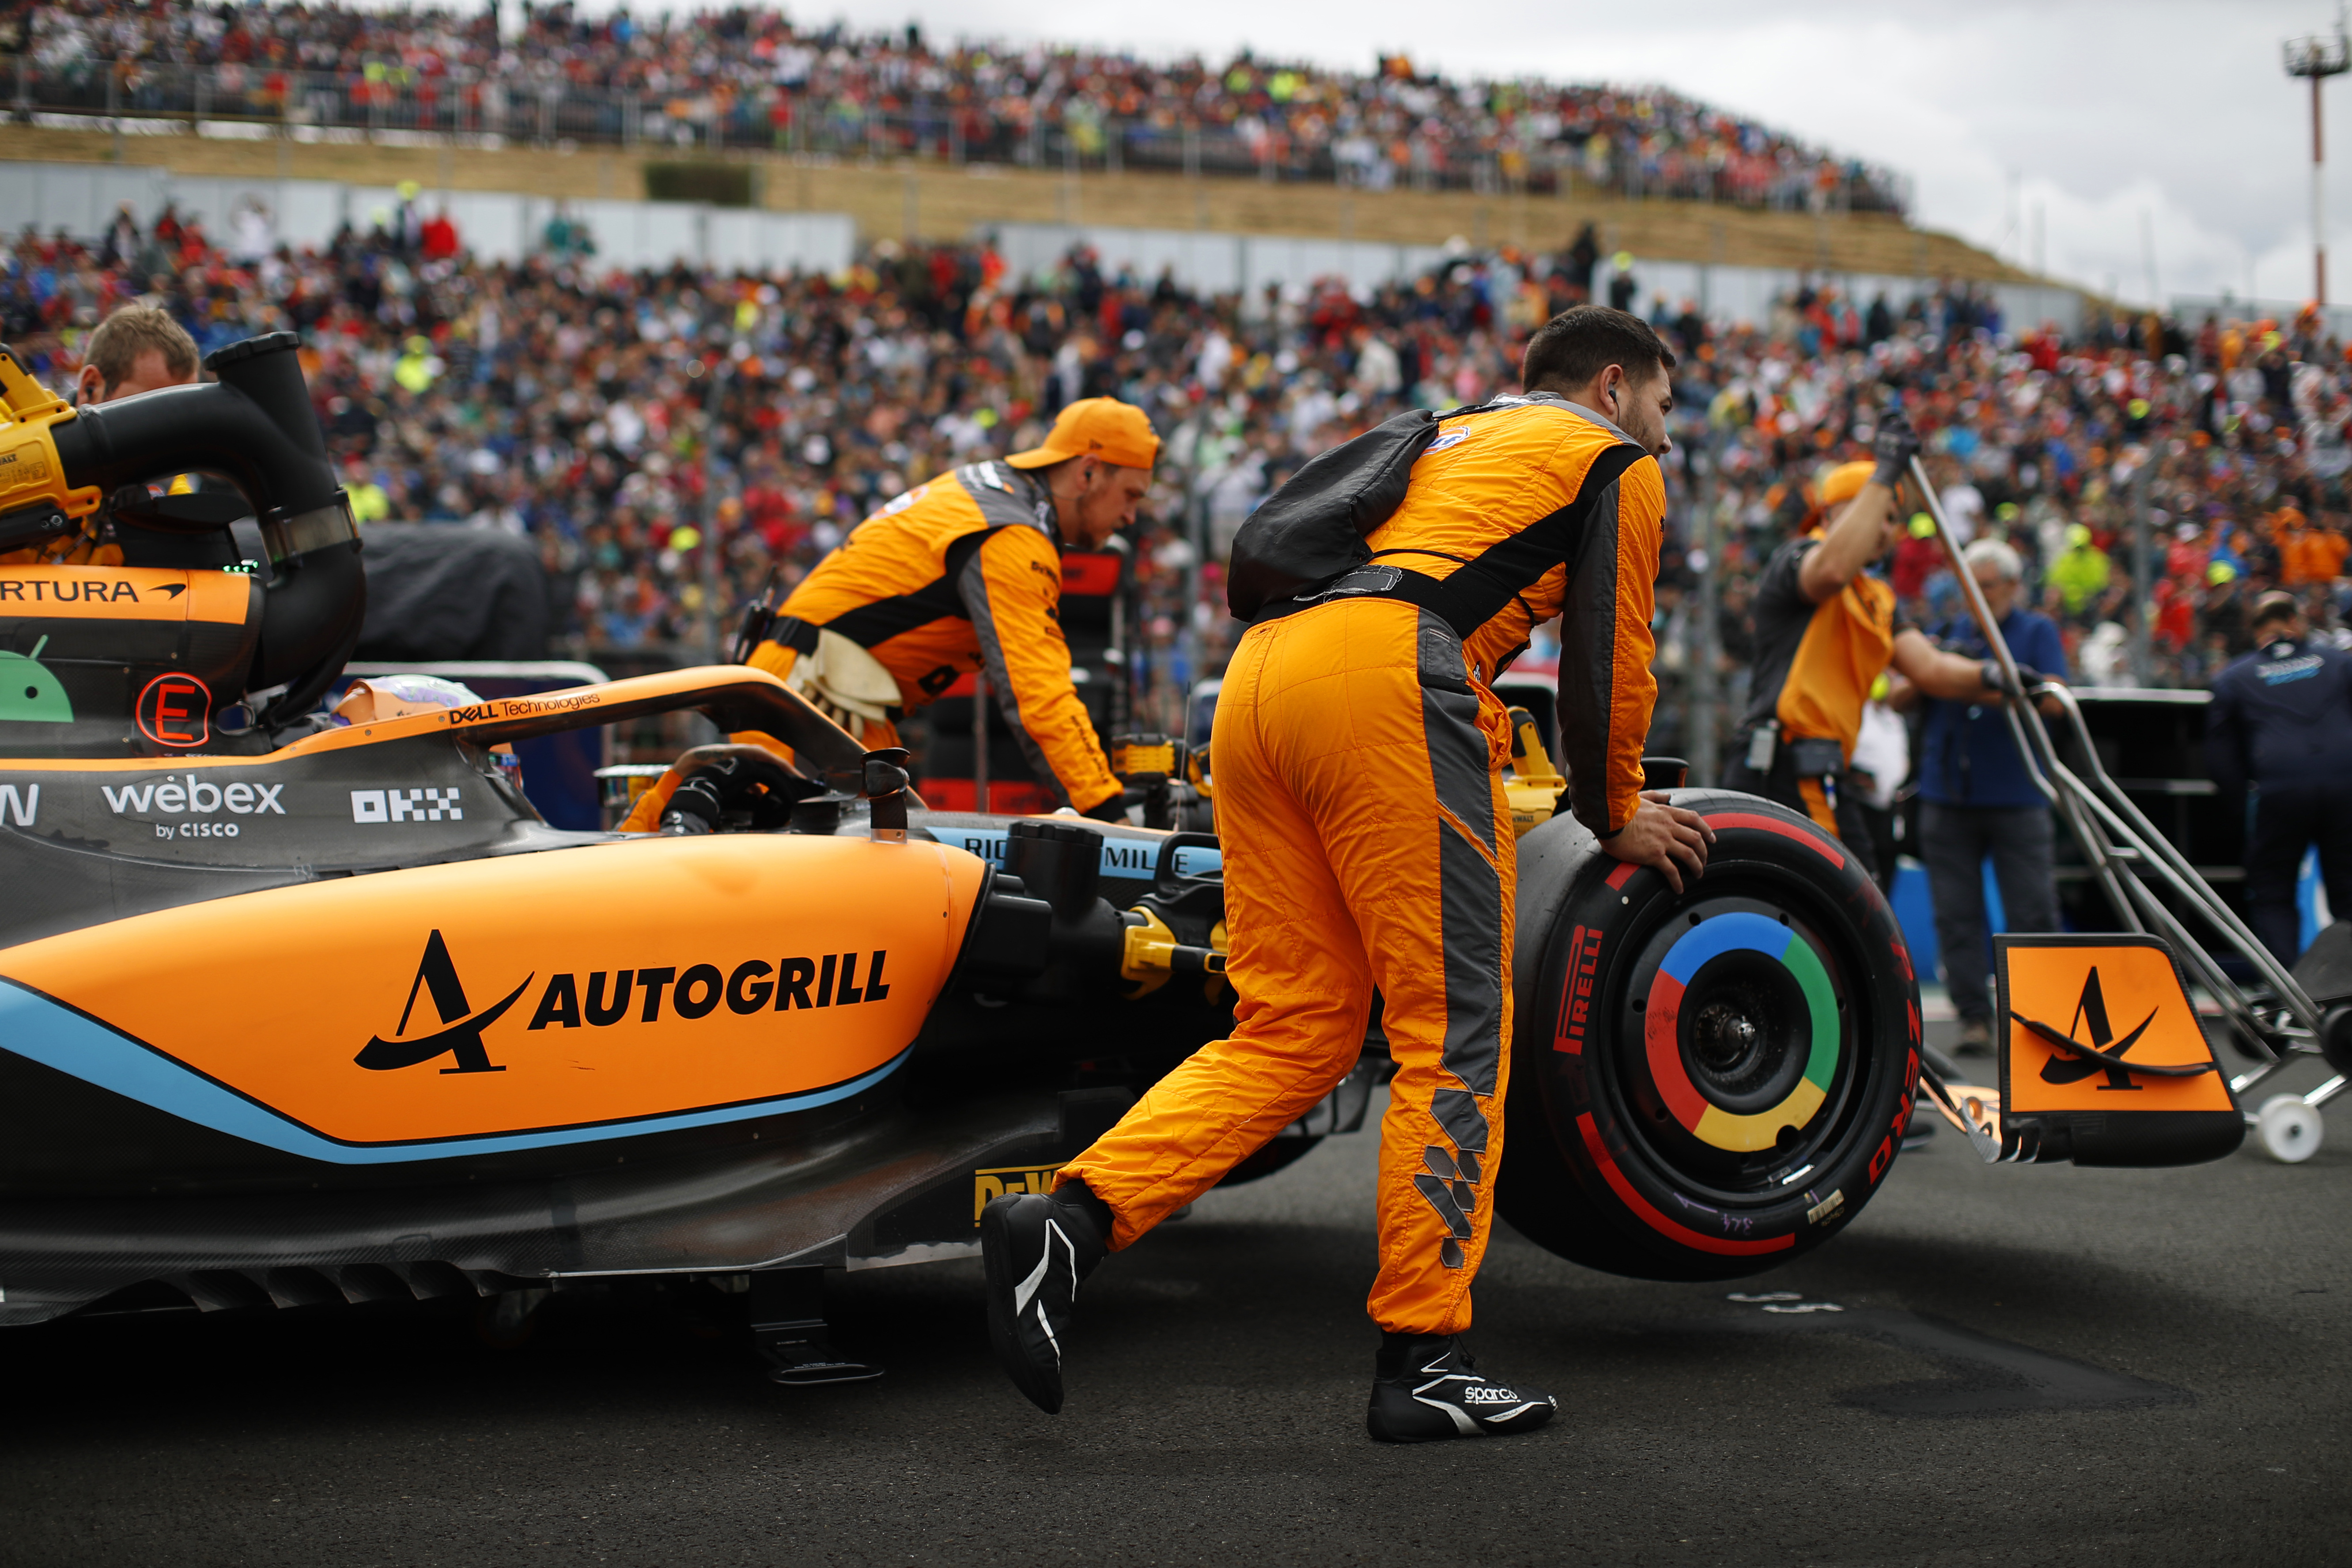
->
[1725,433,2024,874]
[980,307,1714,1441]
[624,397,1153,830]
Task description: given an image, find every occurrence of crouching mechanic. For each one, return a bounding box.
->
[978,306,1713,1441]
[1725,429,2030,875]
[624,397,1156,831]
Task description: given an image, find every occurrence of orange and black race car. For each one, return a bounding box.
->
[0,335,2263,1380]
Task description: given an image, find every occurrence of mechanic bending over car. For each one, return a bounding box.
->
[624,397,1153,832]
[979,307,1715,1442]
[1724,427,2031,877]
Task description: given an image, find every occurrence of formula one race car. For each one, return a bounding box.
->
[0,335,2255,1378]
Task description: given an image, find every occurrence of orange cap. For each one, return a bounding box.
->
[1814,460,1878,510]
[1005,397,1160,470]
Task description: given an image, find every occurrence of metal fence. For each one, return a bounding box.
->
[2,57,1911,217]
[983,220,2084,335]
[0,158,857,273]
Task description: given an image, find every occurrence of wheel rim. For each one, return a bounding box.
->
[1613,889,1863,1199]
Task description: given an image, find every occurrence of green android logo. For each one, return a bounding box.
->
[0,635,73,723]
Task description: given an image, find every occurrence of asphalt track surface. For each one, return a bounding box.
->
[2,1058,2346,1568]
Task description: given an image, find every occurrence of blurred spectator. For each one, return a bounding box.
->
[3,194,2348,751]
[1912,537,2069,1054]
[11,2,1910,212]
[2048,523,2110,617]
[543,204,595,261]
[419,208,460,264]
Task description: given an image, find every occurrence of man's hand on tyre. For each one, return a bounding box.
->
[1601,790,1715,894]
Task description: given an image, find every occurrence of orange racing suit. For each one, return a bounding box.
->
[624,461,1121,828]
[1060,392,1664,1335]
[1725,530,1902,854]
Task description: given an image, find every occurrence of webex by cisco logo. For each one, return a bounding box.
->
[102,774,285,839]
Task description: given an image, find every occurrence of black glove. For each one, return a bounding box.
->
[658,744,811,834]
[1980,660,2046,699]
[1080,793,1131,823]
[1870,412,1921,491]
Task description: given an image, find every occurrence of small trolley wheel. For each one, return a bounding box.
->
[2256,1095,2323,1164]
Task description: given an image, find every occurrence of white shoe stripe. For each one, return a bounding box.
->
[1013,1217,1065,1315]
[1033,1301,1061,1367]
[1414,1394,1484,1436]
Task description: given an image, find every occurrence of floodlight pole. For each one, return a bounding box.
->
[2286,20,2351,305]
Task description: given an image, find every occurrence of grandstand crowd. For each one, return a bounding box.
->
[6,0,1904,208]
[4,200,2347,761]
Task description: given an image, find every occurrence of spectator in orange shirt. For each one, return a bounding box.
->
[2296,522,2350,586]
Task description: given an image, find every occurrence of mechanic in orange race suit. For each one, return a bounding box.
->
[978,306,1715,1442]
[623,397,1154,832]
[1724,435,2029,874]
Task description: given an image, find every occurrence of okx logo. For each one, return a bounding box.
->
[352,787,463,823]
[355,929,532,1075]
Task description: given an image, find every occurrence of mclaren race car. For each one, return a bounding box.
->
[0,334,2261,1380]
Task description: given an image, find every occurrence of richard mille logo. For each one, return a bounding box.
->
[355,929,532,1076]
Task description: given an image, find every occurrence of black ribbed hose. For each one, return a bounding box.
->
[49,332,366,725]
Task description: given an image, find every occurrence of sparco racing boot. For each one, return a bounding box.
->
[1366,1333,1559,1442]
[980,1181,1110,1413]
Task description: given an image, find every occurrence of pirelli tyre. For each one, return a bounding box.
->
[1497,790,1923,1281]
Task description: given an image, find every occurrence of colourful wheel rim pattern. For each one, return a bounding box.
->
[1643,912,1840,1152]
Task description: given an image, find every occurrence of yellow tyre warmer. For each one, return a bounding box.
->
[0,834,984,1160]
[1499,790,1923,1282]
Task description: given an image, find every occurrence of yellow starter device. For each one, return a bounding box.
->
[1503,705,1568,838]
[0,348,103,548]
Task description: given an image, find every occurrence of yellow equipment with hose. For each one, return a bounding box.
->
[1503,704,1569,838]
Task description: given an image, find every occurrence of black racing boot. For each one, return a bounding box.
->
[1366,1332,1558,1443]
[979,1181,1111,1414]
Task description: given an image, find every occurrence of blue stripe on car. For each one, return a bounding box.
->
[0,977,906,1165]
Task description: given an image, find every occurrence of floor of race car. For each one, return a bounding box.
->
[0,1036,2344,1567]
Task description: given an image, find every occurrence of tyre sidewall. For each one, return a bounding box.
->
[1529,789,1921,1276]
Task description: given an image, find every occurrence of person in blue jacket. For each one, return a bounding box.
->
[1915,537,2069,1053]
[2205,590,2352,963]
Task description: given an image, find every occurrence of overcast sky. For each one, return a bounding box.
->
[592,0,2344,306]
